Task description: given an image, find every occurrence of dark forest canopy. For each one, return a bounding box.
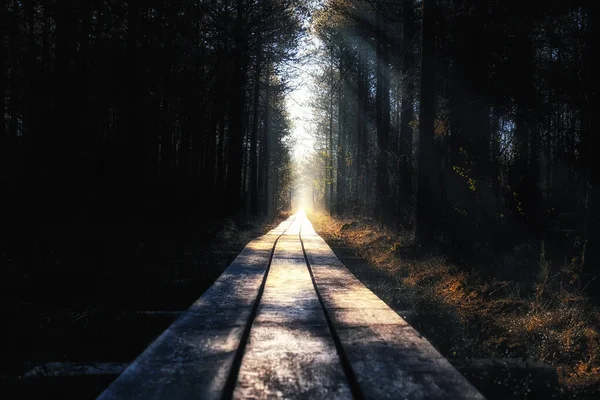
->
[1,0,598,291]
[1,0,309,225]
[1,0,312,318]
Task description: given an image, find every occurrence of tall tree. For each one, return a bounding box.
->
[225,0,250,216]
[399,0,415,207]
[375,9,390,219]
[416,0,438,244]
[250,32,263,215]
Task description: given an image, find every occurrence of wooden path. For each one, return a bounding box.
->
[97,211,485,399]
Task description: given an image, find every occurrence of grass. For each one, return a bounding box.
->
[308,210,600,398]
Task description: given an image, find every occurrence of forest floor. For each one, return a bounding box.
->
[308,210,600,400]
[1,211,289,398]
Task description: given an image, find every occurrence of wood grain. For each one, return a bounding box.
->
[233,222,351,400]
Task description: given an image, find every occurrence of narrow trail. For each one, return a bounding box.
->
[97,211,484,400]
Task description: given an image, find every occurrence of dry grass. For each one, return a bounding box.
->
[308,211,600,397]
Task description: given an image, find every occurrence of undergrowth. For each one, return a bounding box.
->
[308,211,600,398]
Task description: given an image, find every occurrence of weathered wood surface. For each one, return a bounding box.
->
[300,215,485,400]
[233,217,351,399]
[96,216,295,400]
[97,211,485,400]
[23,362,129,378]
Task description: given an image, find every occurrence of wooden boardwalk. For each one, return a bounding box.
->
[97,211,485,399]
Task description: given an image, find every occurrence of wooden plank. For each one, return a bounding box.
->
[96,216,295,400]
[271,219,305,260]
[23,362,129,378]
[233,225,352,400]
[301,215,485,400]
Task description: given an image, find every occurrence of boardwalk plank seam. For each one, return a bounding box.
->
[221,215,297,400]
[299,216,365,400]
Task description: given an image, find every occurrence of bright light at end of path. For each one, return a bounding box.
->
[286,33,321,162]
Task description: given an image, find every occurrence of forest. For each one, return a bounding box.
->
[2,1,304,302]
[1,0,306,393]
[302,0,599,396]
[1,0,599,398]
[306,0,598,280]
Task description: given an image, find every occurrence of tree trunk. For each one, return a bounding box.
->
[242,111,251,214]
[416,0,438,244]
[375,10,390,220]
[250,35,262,215]
[356,37,366,207]
[515,15,540,231]
[582,4,599,283]
[399,0,415,226]
[225,0,248,216]
[216,109,227,198]
[160,1,177,177]
[1,2,8,187]
[328,48,334,214]
[336,59,346,215]
[263,70,271,215]
[53,0,79,215]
